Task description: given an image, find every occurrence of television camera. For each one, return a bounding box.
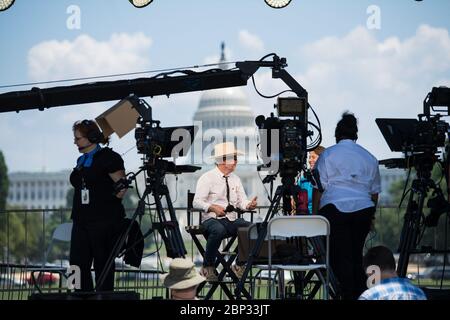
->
[98,95,201,290]
[112,94,199,194]
[377,86,450,277]
[256,96,310,179]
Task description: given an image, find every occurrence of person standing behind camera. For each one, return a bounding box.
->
[313,112,381,300]
[193,142,257,281]
[70,120,127,292]
[298,145,325,214]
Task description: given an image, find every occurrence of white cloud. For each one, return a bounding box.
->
[1,32,157,172]
[238,30,265,52]
[28,33,153,81]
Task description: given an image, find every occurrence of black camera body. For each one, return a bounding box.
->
[112,177,132,195]
[135,118,166,158]
[416,86,450,152]
[414,115,448,152]
[256,97,309,178]
[129,95,198,173]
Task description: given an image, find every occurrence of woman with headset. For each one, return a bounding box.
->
[69,119,127,292]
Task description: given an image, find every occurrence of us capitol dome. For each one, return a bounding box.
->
[167,43,269,211]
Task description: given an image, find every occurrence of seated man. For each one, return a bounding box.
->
[193,142,257,281]
[359,246,427,300]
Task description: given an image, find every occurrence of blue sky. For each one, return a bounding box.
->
[1,0,450,172]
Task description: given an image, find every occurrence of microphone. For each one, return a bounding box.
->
[78,143,93,152]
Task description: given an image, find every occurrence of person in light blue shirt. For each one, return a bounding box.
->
[298,146,325,214]
[313,112,381,300]
[359,246,427,300]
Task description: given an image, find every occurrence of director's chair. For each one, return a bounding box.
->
[185,190,254,300]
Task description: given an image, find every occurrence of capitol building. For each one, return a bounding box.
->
[166,45,272,212]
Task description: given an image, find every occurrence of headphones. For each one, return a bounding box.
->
[81,120,103,144]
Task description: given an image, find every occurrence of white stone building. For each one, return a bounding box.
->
[7,170,71,209]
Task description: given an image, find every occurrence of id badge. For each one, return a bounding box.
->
[81,188,90,204]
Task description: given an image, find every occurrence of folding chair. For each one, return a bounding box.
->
[184,190,252,300]
[255,216,330,300]
[28,222,73,294]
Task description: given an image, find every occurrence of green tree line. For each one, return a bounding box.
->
[369,164,450,259]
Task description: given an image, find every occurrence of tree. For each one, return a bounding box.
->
[66,187,74,208]
[0,150,9,213]
[372,163,450,257]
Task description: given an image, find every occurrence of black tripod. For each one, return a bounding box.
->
[235,176,340,299]
[397,155,446,277]
[95,160,187,290]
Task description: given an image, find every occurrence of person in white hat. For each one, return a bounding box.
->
[162,258,206,300]
[193,142,258,281]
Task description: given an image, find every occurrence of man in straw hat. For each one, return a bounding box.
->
[162,258,206,300]
[193,142,258,281]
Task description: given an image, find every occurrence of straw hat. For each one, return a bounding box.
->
[210,142,244,159]
[161,258,206,290]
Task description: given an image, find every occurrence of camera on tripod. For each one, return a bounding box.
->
[376,86,450,277]
[127,95,199,174]
[255,97,310,179]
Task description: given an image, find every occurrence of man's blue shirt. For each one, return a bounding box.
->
[359,277,427,300]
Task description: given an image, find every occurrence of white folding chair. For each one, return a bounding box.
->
[28,222,73,294]
[256,216,330,300]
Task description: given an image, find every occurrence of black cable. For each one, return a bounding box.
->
[142,207,164,258]
[259,53,277,61]
[134,177,142,201]
[257,169,273,203]
[398,167,413,209]
[139,170,157,206]
[308,103,322,130]
[306,122,322,151]
[251,75,295,99]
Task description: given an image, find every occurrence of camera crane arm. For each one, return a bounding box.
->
[0,54,307,113]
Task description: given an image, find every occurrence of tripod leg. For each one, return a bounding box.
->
[95,189,149,291]
[164,186,187,257]
[397,184,426,278]
[152,185,187,258]
[235,187,284,299]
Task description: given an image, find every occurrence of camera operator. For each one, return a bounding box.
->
[312,112,381,300]
[69,119,127,292]
[193,142,257,281]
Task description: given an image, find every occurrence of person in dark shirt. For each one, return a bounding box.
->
[69,119,127,292]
